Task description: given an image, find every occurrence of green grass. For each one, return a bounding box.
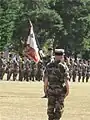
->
[0,81,90,120]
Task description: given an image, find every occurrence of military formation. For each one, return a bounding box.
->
[0,52,44,81]
[0,49,90,82]
[66,58,90,82]
[0,49,90,120]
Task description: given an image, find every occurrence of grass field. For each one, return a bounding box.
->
[0,81,90,120]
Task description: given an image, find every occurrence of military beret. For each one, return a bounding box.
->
[55,49,65,55]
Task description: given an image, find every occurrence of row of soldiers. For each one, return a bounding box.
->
[0,52,44,81]
[0,51,90,82]
[65,58,90,82]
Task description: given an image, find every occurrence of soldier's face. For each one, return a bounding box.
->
[55,54,64,61]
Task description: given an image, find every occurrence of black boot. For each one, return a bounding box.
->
[41,95,47,98]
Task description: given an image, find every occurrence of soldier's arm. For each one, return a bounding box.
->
[65,79,69,97]
[43,66,48,95]
[44,76,48,95]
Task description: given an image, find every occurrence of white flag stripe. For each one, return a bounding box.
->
[26,21,40,63]
[27,26,38,52]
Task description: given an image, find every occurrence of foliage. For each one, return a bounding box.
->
[0,0,90,58]
[0,0,21,50]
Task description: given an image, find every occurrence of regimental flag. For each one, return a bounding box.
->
[25,21,40,63]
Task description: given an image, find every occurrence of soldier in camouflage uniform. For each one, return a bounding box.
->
[19,58,24,81]
[0,52,4,80]
[36,60,44,81]
[30,62,37,81]
[12,59,19,81]
[69,58,74,81]
[72,60,78,82]
[86,60,90,82]
[43,47,53,66]
[23,58,31,82]
[6,58,13,81]
[82,60,87,82]
[64,57,71,81]
[78,60,82,82]
[44,49,69,120]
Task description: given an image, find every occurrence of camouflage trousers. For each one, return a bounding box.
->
[47,87,65,120]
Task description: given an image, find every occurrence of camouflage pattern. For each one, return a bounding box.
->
[78,61,82,82]
[36,61,44,81]
[86,61,90,82]
[82,61,87,82]
[0,57,4,80]
[23,59,31,82]
[44,60,69,120]
[12,60,19,81]
[69,60,73,81]
[72,61,78,82]
[30,62,37,81]
[19,60,24,81]
[6,60,13,81]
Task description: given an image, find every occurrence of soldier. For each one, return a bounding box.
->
[12,59,19,81]
[72,60,78,82]
[78,60,82,82]
[23,58,31,82]
[18,58,24,81]
[44,49,69,120]
[30,61,37,81]
[69,58,74,81]
[43,47,53,66]
[86,60,90,82]
[36,60,44,81]
[6,59,13,81]
[64,57,71,81]
[0,52,4,80]
[82,60,87,82]
[6,53,16,81]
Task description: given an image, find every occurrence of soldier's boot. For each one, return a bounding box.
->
[86,77,89,82]
[32,77,35,81]
[78,76,81,82]
[82,77,85,82]
[72,75,76,82]
[13,74,17,81]
[26,78,29,82]
[7,73,11,81]
[42,95,47,98]
[73,78,76,82]
[48,116,54,120]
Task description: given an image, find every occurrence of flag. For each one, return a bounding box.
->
[25,21,40,63]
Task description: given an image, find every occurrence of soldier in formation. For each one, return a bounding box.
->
[0,52,5,80]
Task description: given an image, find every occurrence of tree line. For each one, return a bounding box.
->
[0,0,90,59]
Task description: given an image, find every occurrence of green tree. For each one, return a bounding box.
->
[49,0,90,56]
[0,0,21,50]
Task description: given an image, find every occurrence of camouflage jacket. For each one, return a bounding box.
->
[44,60,69,88]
